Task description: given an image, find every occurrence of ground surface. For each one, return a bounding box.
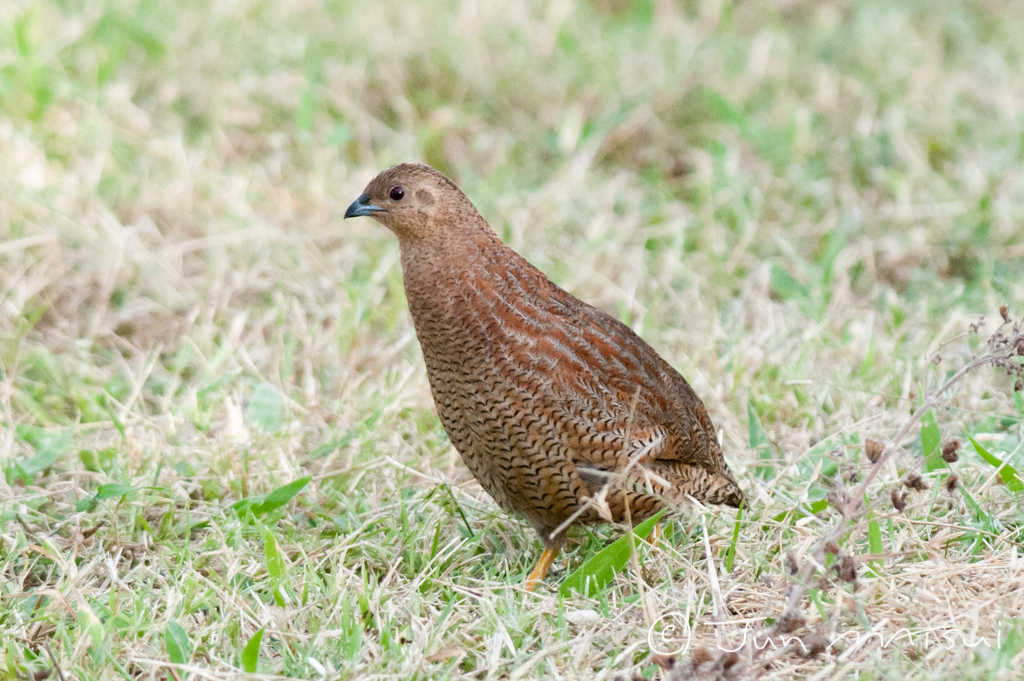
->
[2,0,1024,679]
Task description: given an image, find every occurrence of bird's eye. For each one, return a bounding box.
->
[389,187,405,201]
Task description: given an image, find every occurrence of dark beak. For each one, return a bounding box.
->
[344,194,383,219]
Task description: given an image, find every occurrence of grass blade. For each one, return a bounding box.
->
[559,509,665,597]
[921,410,943,472]
[96,483,134,500]
[867,507,883,576]
[246,381,286,433]
[968,435,1024,492]
[264,526,288,606]
[341,594,363,659]
[8,429,72,482]
[724,501,743,572]
[769,264,810,300]
[241,627,264,673]
[232,475,312,517]
[253,475,312,515]
[165,621,192,665]
[264,527,286,581]
[748,401,774,479]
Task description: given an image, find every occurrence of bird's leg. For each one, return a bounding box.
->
[525,547,560,591]
[645,522,661,546]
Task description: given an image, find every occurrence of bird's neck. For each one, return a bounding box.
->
[398,220,502,284]
[398,224,513,331]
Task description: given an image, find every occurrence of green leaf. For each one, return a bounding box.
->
[20,429,72,476]
[264,527,286,581]
[748,401,774,479]
[724,501,743,572]
[309,429,360,458]
[246,382,286,433]
[867,507,883,576]
[165,621,192,665]
[340,593,363,659]
[241,627,264,673]
[748,401,769,452]
[78,447,117,473]
[559,510,665,597]
[96,483,134,500]
[920,410,943,472]
[958,482,985,517]
[806,498,828,515]
[769,264,810,301]
[803,439,839,478]
[196,368,242,397]
[968,436,1024,492]
[309,442,339,458]
[996,619,1024,663]
[254,476,312,515]
[808,589,828,619]
[76,483,137,512]
[770,494,828,526]
[233,475,312,517]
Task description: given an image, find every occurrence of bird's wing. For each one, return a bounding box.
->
[544,296,725,470]
[456,253,726,470]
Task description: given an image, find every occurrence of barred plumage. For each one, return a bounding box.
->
[345,163,743,588]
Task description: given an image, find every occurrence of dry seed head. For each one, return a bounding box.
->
[825,540,840,555]
[836,555,858,583]
[799,629,830,659]
[891,488,908,512]
[941,438,961,463]
[827,490,853,512]
[864,439,884,464]
[984,310,1024,386]
[785,550,799,576]
[778,611,806,634]
[903,473,929,492]
[945,473,959,494]
[1001,304,1010,323]
[692,647,714,665]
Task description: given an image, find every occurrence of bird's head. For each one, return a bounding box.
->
[344,163,480,241]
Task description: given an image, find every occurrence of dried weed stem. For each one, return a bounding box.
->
[768,312,1024,644]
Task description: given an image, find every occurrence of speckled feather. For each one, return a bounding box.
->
[352,163,743,552]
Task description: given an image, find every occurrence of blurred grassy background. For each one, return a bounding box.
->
[2,0,1024,678]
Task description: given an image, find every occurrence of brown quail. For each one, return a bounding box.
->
[345,163,743,589]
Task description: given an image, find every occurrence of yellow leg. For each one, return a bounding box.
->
[645,522,661,546]
[525,547,560,591]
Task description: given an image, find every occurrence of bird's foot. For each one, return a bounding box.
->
[645,522,661,546]
[524,547,560,592]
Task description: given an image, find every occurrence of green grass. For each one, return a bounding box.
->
[2,0,1024,678]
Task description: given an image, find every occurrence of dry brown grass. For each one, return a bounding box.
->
[2,0,1024,679]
